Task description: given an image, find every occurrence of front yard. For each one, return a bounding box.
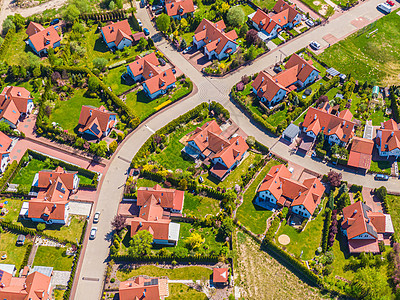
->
[33,246,74,271]
[386,193,400,241]
[0,232,32,267]
[236,159,281,235]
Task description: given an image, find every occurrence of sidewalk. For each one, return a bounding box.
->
[290,0,323,20]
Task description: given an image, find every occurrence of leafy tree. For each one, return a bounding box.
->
[12,14,25,31]
[336,192,350,212]
[70,0,90,13]
[129,230,153,256]
[137,37,148,51]
[0,122,10,133]
[27,52,40,69]
[111,215,126,231]
[88,76,99,93]
[115,0,123,9]
[226,6,245,27]
[178,179,187,190]
[36,223,46,231]
[180,38,187,50]
[246,136,255,147]
[62,4,80,23]
[184,232,204,250]
[327,170,342,187]
[156,14,170,33]
[246,29,259,46]
[108,0,115,9]
[220,217,234,238]
[245,45,257,61]
[180,18,188,30]
[2,17,16,35]
[93,57,108,71]
[96,141,108,157]
[109,140,118,154]
[239,23,248,38]
[376,186,387,202]
[348,267,392,300]
[0,36,4,46]
[327,192,334,210]
[173,246,188,258]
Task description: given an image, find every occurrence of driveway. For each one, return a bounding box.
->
[51,270,71,287]
[68,201,93,216]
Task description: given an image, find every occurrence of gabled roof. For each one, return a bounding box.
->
[0,86,32,114]
[28,25,61,52]
[194,19,238,55]
[377,119,400,152]
[251,71,287,102]
[165,0,194,16]
[273,0,300,22]
[101,20,133,46]
[302,104,355,143]
[37,166,77,190]
[26,22,45,37]
[128,52,160,77]
[212,136,249,169]
[119,276,169,300]
[252,10,276,33]
[137,184,184,211]
[381,119,399,130]
[213,268,228,283]
[78,105,117,138]
[144,68,177,95]
[348,137,374,169]
[187,120,226,152]
[0,131,12,155]
[283,53,318,83]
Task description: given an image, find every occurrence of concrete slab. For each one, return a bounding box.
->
[51,270,71,287]
[68,201,92,216]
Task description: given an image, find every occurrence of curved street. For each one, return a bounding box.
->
[74,1,398,299]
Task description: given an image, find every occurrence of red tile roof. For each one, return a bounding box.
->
[128,52,160,78]
[137,184,184,212]
[194,19,238,55]
[26,22,45,36]
[381,119,399,130]
[101,20,133,46]
[272,0,300,26]
[252,71,287,102]
[28,25,61,53]
[0,270,52,300]
[0,86,33,125]
[348,239,379,254]
[212,136,249,169]
[119,276,169,300]
[376,119,400,152]
[0,131,12,154]
[37,166,77,190]
[165,0,194,16]
[348,137,373,169]
[144,68,177,95]
[302,104,355,143]
[78,105,117,138]
[251,10,279,34]
[213,268,228,283]
[132,32,146,42]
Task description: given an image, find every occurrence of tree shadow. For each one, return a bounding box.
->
[94,38,109,53]
[136,90,153,104]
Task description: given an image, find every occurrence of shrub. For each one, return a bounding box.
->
[36,223,46,231]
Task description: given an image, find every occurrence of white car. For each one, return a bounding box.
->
[93,212,100,223]
[310,41,321,50]
[137,19,143,27]
[89,227,97,239]
[305,19,314,27]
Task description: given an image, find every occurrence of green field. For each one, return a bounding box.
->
[236,159,281,235]
[0,232,32,267]
[252,0,276,9]
[386,194,400,241]
[167,284,208,300]
[318,11,400,85]
[33,246,74,271]
[178,222,223,253]
[183,193,220,218]
[0,198,24,224]
[103,65,135,96]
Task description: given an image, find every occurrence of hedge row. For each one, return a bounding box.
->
[19,243,33,273]
[0,160,18,191]
[63,245,82,300]
[241,157,267,188]
[0,26,16,57]
[80,9,126,21]
[265,216,280,241]
[321,208,332,253]
[110,253,219,263]
[254,140,270,154]
[349,184,363,193]
[123,193,136,199]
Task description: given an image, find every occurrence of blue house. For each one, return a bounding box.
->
[26,22,61,56]
[78,105,117,139]
[101,20,134,51]
[165,0,194,20]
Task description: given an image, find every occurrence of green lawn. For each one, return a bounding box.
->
[299,0,330,17]
[252,0,276,9]
[0,30,38,66]
[0,199,24,223]
[318,11,400,85]
[386,194,400,241]
[272,37,283,46]
[183,193,220,218]
[239,4,256,16]
[33,246,74,271]
[137,178,159,188]
[178,222,223,253]
[116,265,212,282]
[103,65,135,96]
[236,159,281,235]
[50,89,104,134]
[370,108,388,126]
[167,284,208,300]
[349,94,362,115]
[0,232,32,267]
[182,32,193,45]
[276,202,326,261]
[53,290,65,300]
[369,160,392,174]
[266,108,287,125]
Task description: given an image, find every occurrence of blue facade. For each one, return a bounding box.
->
[28,39,60,56]
[126,65,144,82]
[142,82,176,99]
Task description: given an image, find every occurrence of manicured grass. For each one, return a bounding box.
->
[289,29,299,37]
[327,233,355,281]
[167,283,208,300]
[349,94,362,115]
[53,290,65,300]
[239,4,256,16]
[116,265,212,282]
[266,107,287,125]
[236,159,281,235]
[178,222,223,252]
[0,198,24,224]
[0,232,32,267]
[0,30,37,66]
[324,87,339,100]
[137,178,159,188]
[183,193,220,218]
[103,65,134,96]
[253,0,276,9]
[370,108,388,126]
[369,160,392,174]
[276,201,326,261]
[300,0,330,16]
[33,246,74,271]
[318,11,400,85]
[272,37,283,46]
[50,89,103,134]
[182,32,194,45]
[386,194,400,241]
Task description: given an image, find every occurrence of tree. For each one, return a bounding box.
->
[336,192,350,212]
[93,57,108,71]
[173,246,188,258]
[348,267,392,300]
[180,18,188,30]
[12,14,25,31]
[246,136,255,147]
[37,223,46,231]
[109,140,118,154]
[327,192,334,211]
[62,4,80,23]
[137,37,148,51]
[239,23,248,38]
[327,170,342,187]
[2,17,16,35]
[129,230,153,256]
[246,29,259,46]
[88,76,99,93]
[180,38,187,50]
[220,218,234,238]
[95,141,108,157]
[111,215,126,231]
[178,179,187,190]
[184,232,204,250]
[376,186,387,202]
[156,14,170,33]
[115,0,123,9]
[108,0,115,9]
[245,45,257,61]
[0,122,10,133]
[227,6,245,27]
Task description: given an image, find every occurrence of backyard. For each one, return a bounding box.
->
[0,198,24,224]
[103,65,137,96]
[33,246,74,271]
[0,30,39,66]
[318,11,400,85]
[0,232,32,267]
[167,284,208,300]
[183,193,220,218]
[252,0,277,9]
[235,159,281,235]
[386,193,400,241]
[178,222,224,253]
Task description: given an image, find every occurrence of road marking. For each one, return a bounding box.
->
[144,124,155,133]
[117,156,131,163]
[82,277,100,281]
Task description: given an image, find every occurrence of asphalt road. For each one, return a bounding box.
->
[74,1,398,299]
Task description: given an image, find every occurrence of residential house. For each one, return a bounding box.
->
[282,123,300,143]
[347,137,374,170]
[0,270,52,299]
[256,164,325,218]
[193,19,238,61]
[251,9,281,40]
[252,53,319,107]
[0,131,12,173]
[130,184,183,245]
[341,201,394,253]
[213,268,229,285]
[183,120,249,180]
[78,105,117,139]
[375,119,400,158]
[272,0,302,29]
[301,102,356,146]
[20,166,79,224]
[101,20,134,50]
[26,21,61,56]
[119,276,169,300]
[165,0,194,19]
[0,86,34,128]
[126,53,177,99]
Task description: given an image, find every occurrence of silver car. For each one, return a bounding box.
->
[89,227,98,239]
[93,212,100,223]
[305,19,314,27]
[310,41,321,50]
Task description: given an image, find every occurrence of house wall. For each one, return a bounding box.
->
[261,24,280,39]
[126,66,144,82]
[328,134,341,146]
[83,129,99,138]
[143,82,176,99]
[216,40,237,61]
[73,174,80,190]
[257,190,277,205]
[27,100,34,114]
[193,37,205,49]
[302,69,319,87]
[105,115,117,136]
[211,157,227,168]
[153,239,175,245]
[256,88,286,107]
[378,147,400,158]
[291,204,311,218]
[351,232,376,240]
[31,217,66,225]
[116,38,132,50]
[1,154,9,173]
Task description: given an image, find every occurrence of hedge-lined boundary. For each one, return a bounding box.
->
[0,27,16,57]
[321,208,332,253]
[19,243,33,273]
[110,253,219,263]
[80,9,127,21]
[0,161,19,191]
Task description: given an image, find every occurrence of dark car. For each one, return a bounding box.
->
[16,234,26,246]
[375,174,389,181]
[143,28,150,36]
[50,19,59,25]
[158,57,166,66]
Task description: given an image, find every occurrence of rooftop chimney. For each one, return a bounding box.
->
[221,144,224,150]
[353,209,357,215]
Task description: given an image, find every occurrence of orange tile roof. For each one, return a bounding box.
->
[0,86,33,119]
[137,184,184,211]
[187,120,226,152]
[119,277,168,300]
[252,10,278,34]
[251,71,286,102]
[348,137,374,169]
[165,0,194,16]
[28,25,61,53]
[194,19,238,55]
[377,120,400,152]
[37,166,77,190]
[144,68,177,95]
[78,105,117,138]
[212,136,249,169]
[381,119,398,130]
[101,20,133,46]
[0,270,52,300]
[26,22,45,36]
[283,53,318,83]
[213,268,228,283]
[128,52,160,78]
[0,131,12,155]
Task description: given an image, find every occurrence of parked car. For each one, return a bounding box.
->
[16,235,25,246]
[387,0,395,5]
[158,57,166,66]
[89,227,98,239]
[273,65,282,73]
[375,174,389,181]
[137,19,143,27]
[310,41,321,50]
[305,19,314,27]
[154,9,163,15]
[93,212,100,223]
[183,46,192,54]
[172,68,176,74]
[301,14,307,21]
[151,5,163,10]
[143,28,150,36]
[377,2,392,13]
[50,19,59,25]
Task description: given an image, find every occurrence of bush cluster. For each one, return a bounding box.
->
[19,243,33,273]
[0,26,16,57]
[80,9,126,21]
[321,208,332,253]
[0,160,18,191]
[111,253,219,263]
